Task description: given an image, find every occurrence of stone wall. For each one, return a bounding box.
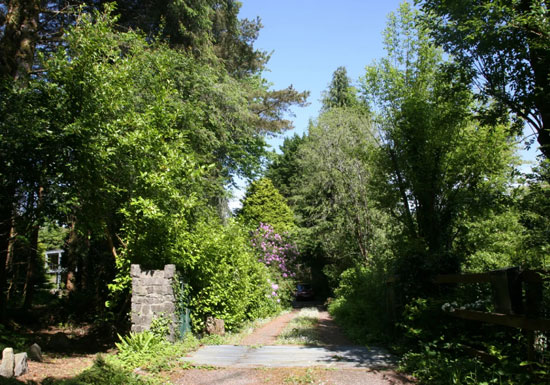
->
[130,264,178,341]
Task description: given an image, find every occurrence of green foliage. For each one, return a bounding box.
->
[115,331,162,361]
[457,210,525,272]
[0,324,29,352]
[397,302,547,384]
[177,219,278,332]
[42,333,202,385]
[44,355,156,385]
[266,133,308,200]
[39,222,69,251]
[321,66,359,111]
[114,331,199,373]
[148,315,172,339]
[238,178,295,233]
[0,1,307,320]
[321,5,548,384]
[419,0,550,158]
[328,265,392,343]
[517,160,550,268]
[363,2,517,283]
[295,107,392,283]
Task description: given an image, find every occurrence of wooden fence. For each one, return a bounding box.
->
[387,267,550,361]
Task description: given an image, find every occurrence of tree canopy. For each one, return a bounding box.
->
[418,0,550,158]
[238,177,295,233]
[363,2,517,278]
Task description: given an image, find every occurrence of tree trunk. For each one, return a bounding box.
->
[528,42,550,158]
[0,187,16,322]
[65,220,78,292]
[22,186,43,309]
[22,217,40,309]
[519,0,550,158]
[6,215,18,302]
[0,0,40,80]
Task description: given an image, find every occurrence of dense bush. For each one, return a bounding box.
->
[328,264,391,343]
[250,222,299,306]
[178,219,278,332]
[397,298,548,385]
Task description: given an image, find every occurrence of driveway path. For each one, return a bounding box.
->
[239,309,299,346]
[181,344,394,368]
[176,305,414,384]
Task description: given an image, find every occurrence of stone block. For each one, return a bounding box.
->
[130,264,142,278]
[133,285,147,296]
[164,264,176,279]
[163,302,175,313]
[14,353,27,377]
[131,302,140,313]
[147,296,161,305]
[152,270,164,280]
[150,304,164,313]
[205,317,225,336]
[153,285,165,294]
[141,304,151,314]
[0,347,14,378]
[28,343,43,362]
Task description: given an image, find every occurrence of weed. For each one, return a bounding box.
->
[283,368,325,384]
[277,308,321,345]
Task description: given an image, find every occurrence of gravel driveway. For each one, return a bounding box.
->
[174,304,415,384]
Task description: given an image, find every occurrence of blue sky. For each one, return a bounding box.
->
[239,0,403,144]
[230,0,539,209]
[230,0,404,209]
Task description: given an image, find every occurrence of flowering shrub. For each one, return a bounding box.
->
[251,223,299,306]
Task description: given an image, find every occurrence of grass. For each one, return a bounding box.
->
[283,368,326,384]
[277,308,322,346]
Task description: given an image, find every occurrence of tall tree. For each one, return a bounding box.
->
[321,66,358,111]
[0,1,308,318]
[295,108,388,282]
[238,178,295,233]
[418,0,550,157]
[363,2,517,282]
[265,134,307,200]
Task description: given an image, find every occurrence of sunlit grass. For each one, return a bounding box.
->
[277,308,321,345]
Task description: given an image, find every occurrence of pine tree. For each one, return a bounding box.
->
[238,178,294,233]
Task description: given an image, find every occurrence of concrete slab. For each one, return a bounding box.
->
[181,345,395,368]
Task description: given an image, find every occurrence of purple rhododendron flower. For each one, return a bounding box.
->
[251,223,299,285]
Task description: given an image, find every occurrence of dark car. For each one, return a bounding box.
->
[295,283,314,301]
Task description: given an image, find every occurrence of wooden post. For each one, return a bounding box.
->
[491,267,522,314]
[525,273,543,362]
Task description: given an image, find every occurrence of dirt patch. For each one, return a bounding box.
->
[16,353,97,383]
[239,310,299,346]
[316,310,354,346]
[169,367,414,385]
[6,323,113,384]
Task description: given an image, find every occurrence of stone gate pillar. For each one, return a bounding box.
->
[130,264,178,342]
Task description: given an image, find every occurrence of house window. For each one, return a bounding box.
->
[45,249,64,288]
